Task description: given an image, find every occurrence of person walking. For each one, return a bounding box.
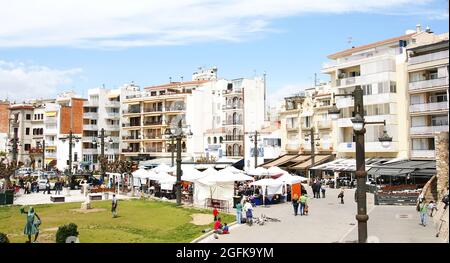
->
[338,188,344,204]
[292,194,299,216]
[299,194,308,216]
[213,207,219,221]
[20,207,41,243]
[111,194,118,218]
[46,179,51,195]
[243,200,253,226]
[235,201,243,224]
[321,186,326,198]
[428,201,437,217]
[418,201,429,226]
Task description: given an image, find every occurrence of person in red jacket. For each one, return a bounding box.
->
[213,207,219,221]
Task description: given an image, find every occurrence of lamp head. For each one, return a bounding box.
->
[328,103,341,120]
[351,114,364,131]
[378,129,392,148]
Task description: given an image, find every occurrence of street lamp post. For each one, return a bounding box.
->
[36,140,45,170]
[59,130,81,188]
[248,131,262,169]
[304,127,320,181]
[92,128,113,181]
[329,85,392,243]
[164,120,193,206]
[9,114,20,165]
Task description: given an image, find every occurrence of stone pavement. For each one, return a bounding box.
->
[199,188,443,243]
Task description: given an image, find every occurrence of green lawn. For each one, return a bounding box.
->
[0,199,234,243]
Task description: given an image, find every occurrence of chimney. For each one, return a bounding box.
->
[416,24,422,33]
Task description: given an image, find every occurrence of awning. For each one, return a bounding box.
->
[311,158,392,172]
[261,154,298,168]
[45,111,57,117]
[368,168,415,177]
[367,160,436,177]
[288,155,311,163]
[288,155,332,170]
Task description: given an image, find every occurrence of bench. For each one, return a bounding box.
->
[89,194,103,201]
[50,195,65,202]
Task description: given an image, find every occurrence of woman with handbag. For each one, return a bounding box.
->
[20,207,41,243]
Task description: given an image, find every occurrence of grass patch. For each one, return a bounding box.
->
[0,199,234,243]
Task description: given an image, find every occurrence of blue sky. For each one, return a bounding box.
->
[0,0,448,105]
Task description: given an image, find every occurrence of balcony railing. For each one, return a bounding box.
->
[45,153,56,158]
[338,141,398,152]
[222,104,243,110]
[45,117,57,124]
[336,76,361,87]
[409,50,449,65]
[223,89,243,95]
[122,109,141,114]
[105,101,120,107]
[408,77,448,91]
[286,124,299,130]
[143,107,163,113]
[82,136,96,142]
[83,148,98,154]
[83,124,98,130]
[143,121,164,126]
[223,121,243,126]
[105,112,120,119]
[143,135,163,140]
[143,147,163,153]
[410,125,449,135]
[301,124,312,130]
[409,101,448,113]
[165,105,186,111]
[44,141,56,147]
[122,148,140,153]
[122,136,141,140]
[224,135,244,141]
[122,123,141,128]
[411,150,435,159]
[83,112,98,119]
[105,124,120,130]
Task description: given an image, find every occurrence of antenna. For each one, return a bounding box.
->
[348,36,353,47]
[169,77,172,83]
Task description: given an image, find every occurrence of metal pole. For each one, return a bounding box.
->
[100,128,105,180]
[311,127,315,180]
[354,85,368,243]
[176,121,182,206]
[42,139,45,170]
[171,136,175,167]
[254,131,258,168]
[68,131,73,177]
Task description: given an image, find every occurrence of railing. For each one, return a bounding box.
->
[122,123,141,127]
[338,141,398,152]
[409,50,449,65]
[223,121,243,126]
[83,112,98,119]
[105,124,120,130]
[122,148,140,153]
[223,89,243,95]
[408,77,448,91]
[165,147,187,153]
[286,124,299,130]
[83,124,98,130]
[143,135,163,140]
[45,117,57,124]
[165,105,186,111]
[222,104,243,110]
[44,141,56,147]
[143,121,164,126]
[83,148,98,154]
[410,125,449,135]
[336,76,361,87]
[122,136,140,140]
[143,107,163,113]
[105,112,120,119]
[82,136,96,142]
[224,135,244,141]
[409,101,448,113]
[122,109,141,114]
[301,124,312,130]
[285,143,300,151]
[105,101,120,107]
[144,147,163,153]
[410,150,435,159]
[84,101,99,107]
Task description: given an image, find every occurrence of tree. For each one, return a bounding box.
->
[0,158,22,190]
[105,159,134,192]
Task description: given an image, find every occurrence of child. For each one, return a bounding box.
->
[213,207,219,221]
[222,223,230,234]
[428,201,437,217]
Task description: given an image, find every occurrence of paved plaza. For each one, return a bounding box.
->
[199,188,443,243]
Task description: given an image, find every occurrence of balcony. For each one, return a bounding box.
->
[105,101,120,107]
[143,147,164,153]
[409,102,448,114]
[45,117,57,124]
[82,136,96,142]
[143,107,163,113]
[83,124,98,130]
[337,115,395,128]
[83,148,98,155]
[409,50,449,65]
[105,124,120,130]
[122,136,141,141]
[122,123,141,128]
[84,101,99,107]
[223,121,243,126]
[286,124,299,131]
[222,104,243,110]
[338,141,398,152]
[165,105,186,112]
[285,143,300,151]
[143,121,164,126]
[336,76,361,87]
[317,120,332,130]
[122,148,140,153]
[223,89,243,96]
[410,125,449,136]
[44,141,57,147]
[143,135,163,140]
[409,77,448,92]
[223,135,244,141]
[411,150,435,159]
[301,124,312,130]
[83,112,98,119]
[105,112,120,119]
[122,109,141,115]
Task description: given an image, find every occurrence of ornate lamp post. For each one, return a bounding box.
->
[249,131,261,168]
[164,120,192,206]
[329,85,392,243]
[304,127,321,181]
[59,131,81,187]
[92,128,114,180]
[36,140,45,170]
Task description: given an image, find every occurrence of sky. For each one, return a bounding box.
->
[0,0,448,106]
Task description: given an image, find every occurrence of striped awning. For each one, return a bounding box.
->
[288,155,332,170]
[45,111,57,117]
[261,154,298,168]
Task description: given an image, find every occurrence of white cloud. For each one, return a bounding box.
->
[268,83,310,106]
[0,0,444,48]
[0,60,82,100]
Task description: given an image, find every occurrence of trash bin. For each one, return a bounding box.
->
[233,196,242,208]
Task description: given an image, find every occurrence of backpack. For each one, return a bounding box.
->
[442,195,449,205]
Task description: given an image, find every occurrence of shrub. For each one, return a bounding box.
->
[55,223,79,243]
[0,232,9,243]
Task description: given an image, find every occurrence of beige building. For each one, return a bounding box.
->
[406,33,449,160]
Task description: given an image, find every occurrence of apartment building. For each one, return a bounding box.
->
[8,103,35,165]
[244,122,282,170]
[29,105,45,169]
[406,33,449,160]
[0,100,9,154]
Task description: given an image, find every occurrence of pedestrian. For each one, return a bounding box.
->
[213,217,223,239]
[292,194,299,216]
[442,193,449,210]
[26,181,31,194]
[316,182,322,199]
[299,194,308,216]
[418,201,428,226]
[311,181,317,198]
[54,180,61,195]
[243,200,253,226]
[338,188,344,204]
[235,201,243,224]
[46,180,51,195]
[111,194,118,218]
[20,207,41,243]
[321,186,326,198]
[213,207,219,221]
[428,201,437,217]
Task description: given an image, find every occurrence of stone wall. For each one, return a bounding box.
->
[435,132,449,200]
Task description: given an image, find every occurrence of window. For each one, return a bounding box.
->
[213,137,217,144]
[26,128,30,135]
[220,137,223,143]
[390,81,396,93]
[26,114,31,120]
[207,137,211,144]
[362,84,372,95]
[24,144,31,151]
[74,153,78,162]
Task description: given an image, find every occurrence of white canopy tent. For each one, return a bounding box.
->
[152,163,176,173]
[247,167,278,177]
[267,166,290,176]
[221,166,243,174]
[250,179,284,206]
[156,172,177,191]
[181,167,206,182]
